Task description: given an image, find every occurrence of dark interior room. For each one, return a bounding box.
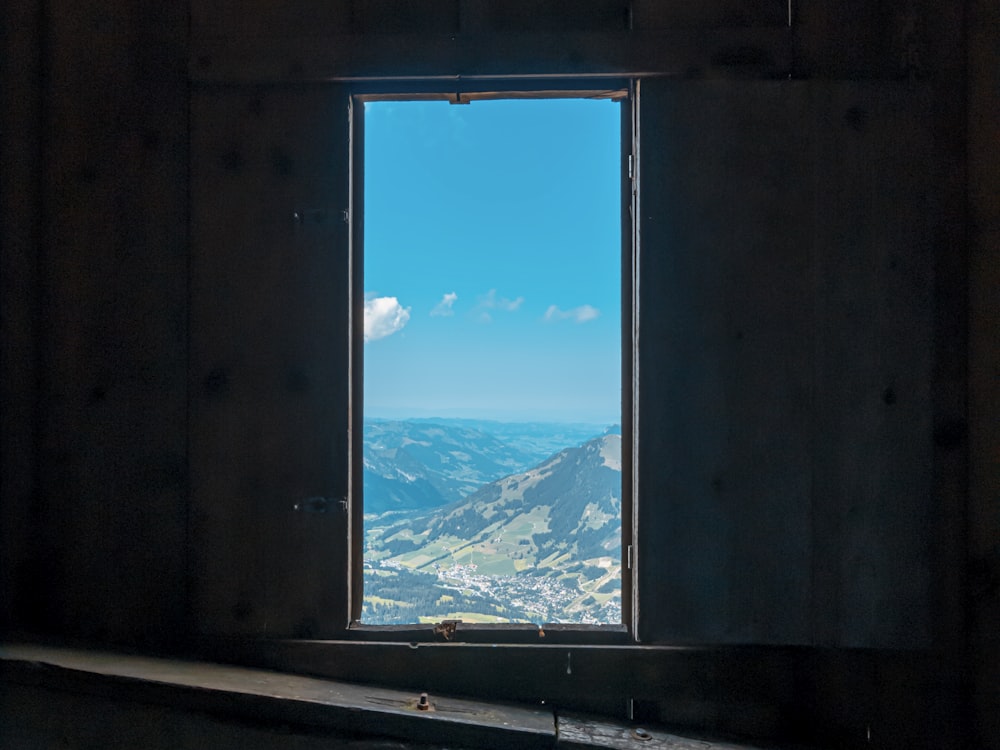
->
[2,1,997,748]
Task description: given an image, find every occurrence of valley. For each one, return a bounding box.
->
[362,419,622,625]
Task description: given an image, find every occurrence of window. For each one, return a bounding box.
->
[349,85,635,637]
[187,68,938,744]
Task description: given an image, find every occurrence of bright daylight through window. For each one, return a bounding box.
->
[360,96,623,625]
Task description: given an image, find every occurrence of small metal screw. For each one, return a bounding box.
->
[417,692,430,711]
[631,727,652,741]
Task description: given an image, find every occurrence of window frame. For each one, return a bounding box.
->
[346,79,638,644]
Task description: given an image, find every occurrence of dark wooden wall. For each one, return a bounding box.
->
[968,0,1000,744]
[1,0,189,645]
[638,80,940,647]
[1,0,996,747]
[189,85,351,637]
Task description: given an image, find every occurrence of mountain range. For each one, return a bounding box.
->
[363,418,608,514]
[364,425,622,624]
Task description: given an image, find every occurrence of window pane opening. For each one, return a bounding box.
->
[360,96,623,626]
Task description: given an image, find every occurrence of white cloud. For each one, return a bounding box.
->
[544,304,600,324]
[430,292,458,317]
[475,289,524,321]
[364,296,411,341]
[499,295,524,312]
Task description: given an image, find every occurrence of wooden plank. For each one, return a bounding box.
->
[2,642,950,750]
[810,83,935,648]
[0,0,42,633]
[189,85,352,637]
[793,1,965,80]
[631,0,786,30]
[636,79,939,650]
[31,0,189,643]
[197,638,951,745]
[0,644,555,750]
[192,0,351,38]
[558,714,770,749]
[189,29,792,82]
[1,683,449,750]
[636,80,815,645]
[968,12,1000,748]
[354,0,460,33]
[460,0,627,32]
[192,0,781,38]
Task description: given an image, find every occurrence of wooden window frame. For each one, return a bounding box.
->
[344,78,638,645]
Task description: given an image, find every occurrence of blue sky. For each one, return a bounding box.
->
[363,97,621,424]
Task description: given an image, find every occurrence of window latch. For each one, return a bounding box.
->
[292,209,329,226]
[433,619,462,641]
[294,496,346,513]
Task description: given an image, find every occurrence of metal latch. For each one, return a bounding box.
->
[433,619,461,641]
[292,208,330,226]
[294,496,346,513]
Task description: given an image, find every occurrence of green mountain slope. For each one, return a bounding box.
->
[363,419,607,513]
[364,433,622,624]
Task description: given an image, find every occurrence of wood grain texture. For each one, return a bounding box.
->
[637,80,814,645]
[29,0,189,644]
[192,0,351,38]
[189,29,792,82]
[638,79,937,649]
[809,83,935,649]
[189,85,352,637]
[0,0,42,634]
[968,5,1000,748]
[631,0,785,30]
[199,638,956,747]
[2,685,437,750]
[0,643,814,750]
[459,0,626,32]
[192,0,779,38]
[0,644,553,750]
[559,714,769,749]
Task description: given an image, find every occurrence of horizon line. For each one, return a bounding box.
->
[365,407,620,425]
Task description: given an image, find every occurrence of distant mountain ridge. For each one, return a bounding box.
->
[364,432,622,624]
[417,433,622,563]
[363,418,610,514]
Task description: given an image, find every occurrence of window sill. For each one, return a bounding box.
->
[0,642,777,750]
[345,621,631,644]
